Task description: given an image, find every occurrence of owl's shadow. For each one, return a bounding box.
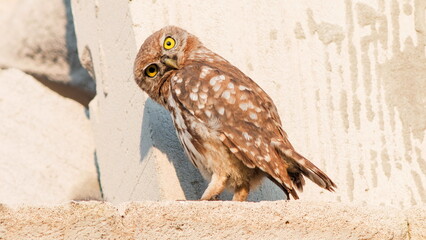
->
[140,99,209,200]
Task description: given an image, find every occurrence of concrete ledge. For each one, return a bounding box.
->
[1,201,424,240]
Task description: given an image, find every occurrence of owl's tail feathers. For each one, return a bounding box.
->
[274,143,337,195]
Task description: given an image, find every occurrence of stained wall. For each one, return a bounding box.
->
[72,0,426,207]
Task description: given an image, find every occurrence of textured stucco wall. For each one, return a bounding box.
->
[72,0,426,207]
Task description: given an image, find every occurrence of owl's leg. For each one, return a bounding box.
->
[232,184,250,201]
[200,174,228,200]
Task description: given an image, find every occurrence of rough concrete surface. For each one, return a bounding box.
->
[0,0,95,103]
[404,206,426,240]
[0,68,101,204]
[0,201,424,240]
[72,0,426,207]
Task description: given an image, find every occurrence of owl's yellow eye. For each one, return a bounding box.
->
[163,37,176,50]
[145,64,158,78]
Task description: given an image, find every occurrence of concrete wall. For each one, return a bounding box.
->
[1,201,425,240]
[0,69,101,204]
[0,0,101,205]
[72,0,426,207]
[0,0,95,104]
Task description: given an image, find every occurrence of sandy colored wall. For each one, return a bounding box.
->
[71,0,426,207]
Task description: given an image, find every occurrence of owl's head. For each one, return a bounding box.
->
[134,25,201,105]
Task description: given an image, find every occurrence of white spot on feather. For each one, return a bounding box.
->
[172,75,182,83]
[228,83,234,89]
[255,138,261,147]
[217,107,225,115]
[284,149,292,156]
[227,96,236,104]
[175,88,181,96]
[209,75,225,86]
[230,148,238,153]
[247,101,255,109]
[239,85,250,91]
[221,90,231,100]
[199,92,208,99]
[265,155,271,162]
[249,113,257,120]
[205,110,212,118]
[239,103,249,111]
[271,140,280,146]
[190,92,198,101]
[200,66,212,79]
[242,132,252,140]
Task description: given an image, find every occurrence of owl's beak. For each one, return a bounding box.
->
[162,56,179,69]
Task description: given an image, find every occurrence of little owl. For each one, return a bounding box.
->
[134,26,336,201]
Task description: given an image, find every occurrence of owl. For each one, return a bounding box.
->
[134,26,336,201]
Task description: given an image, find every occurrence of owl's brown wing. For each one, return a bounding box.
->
[170,63,336,198]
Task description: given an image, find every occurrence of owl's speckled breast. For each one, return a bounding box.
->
[167,88,219,180]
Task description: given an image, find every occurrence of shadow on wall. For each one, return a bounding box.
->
[59,0,95,106]
[139,98,208,200]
